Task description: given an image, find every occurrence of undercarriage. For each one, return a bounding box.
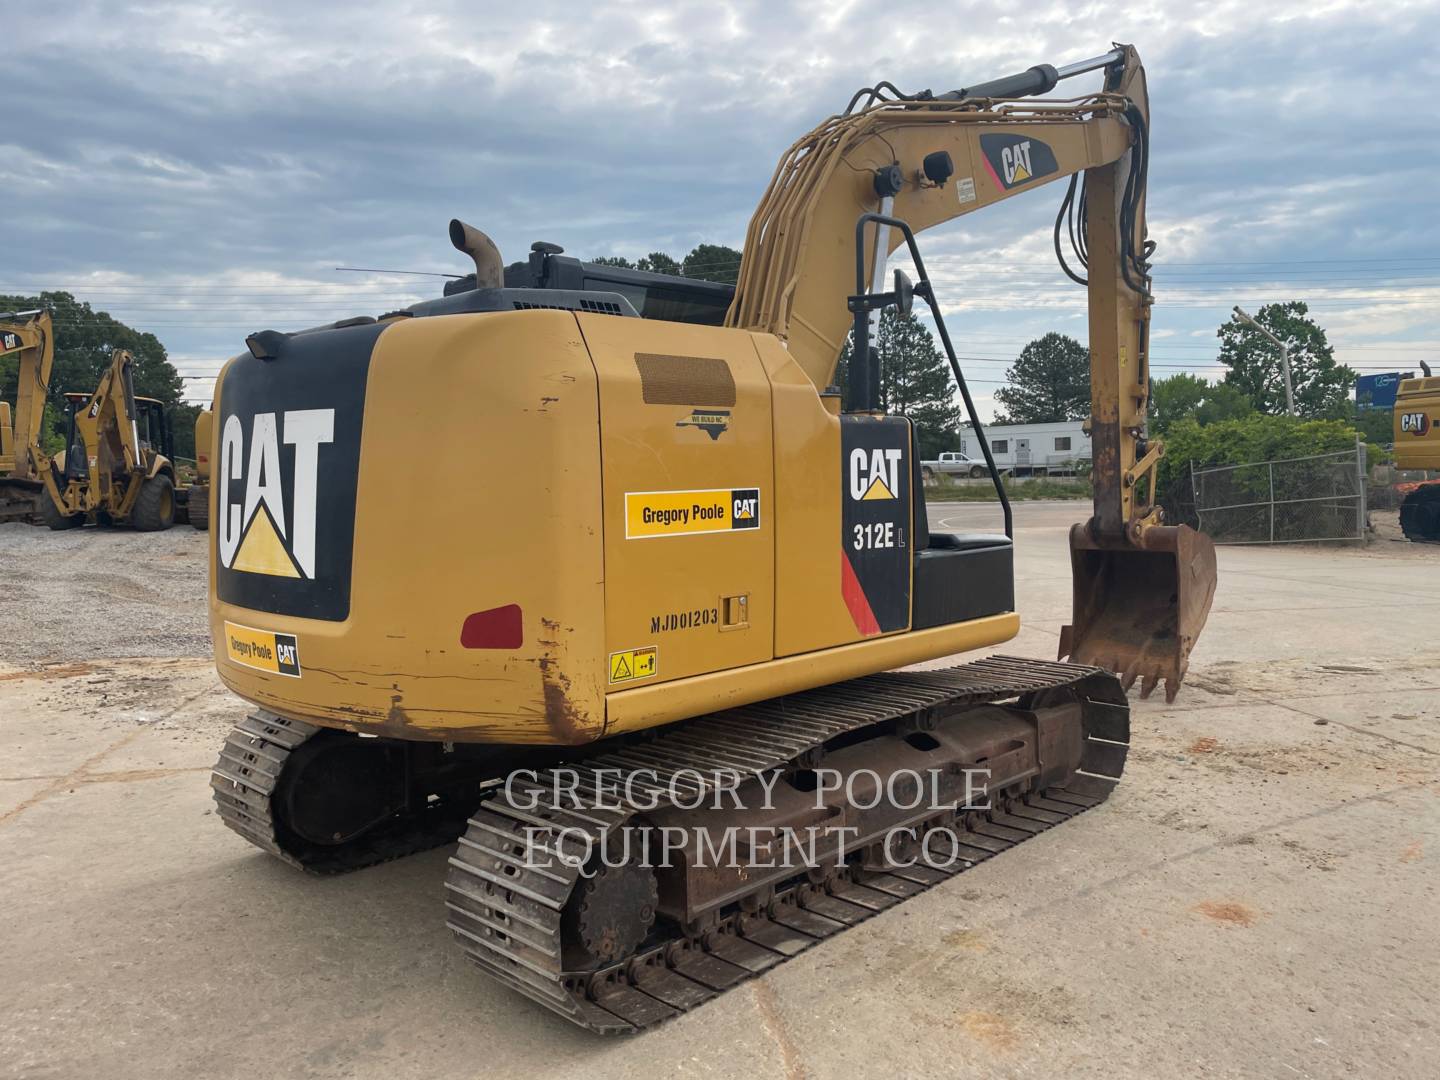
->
[213,655,1128,1032]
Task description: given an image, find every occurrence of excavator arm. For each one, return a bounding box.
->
[729,45,1217,699]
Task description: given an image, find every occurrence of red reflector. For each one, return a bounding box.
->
[460,604,523,649]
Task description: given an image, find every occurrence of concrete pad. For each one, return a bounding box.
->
[3,499,1439,1077]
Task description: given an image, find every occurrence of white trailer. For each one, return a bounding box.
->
[959,419,1091,476]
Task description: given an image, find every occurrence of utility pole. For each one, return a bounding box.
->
[1233,306,1295,416]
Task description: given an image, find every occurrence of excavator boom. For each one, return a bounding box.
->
[727,44,1216,699]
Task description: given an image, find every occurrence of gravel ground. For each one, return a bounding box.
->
[0,521,210,667]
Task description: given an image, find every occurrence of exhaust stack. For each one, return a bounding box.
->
[449,219,503,289]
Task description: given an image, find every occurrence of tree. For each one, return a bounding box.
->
[1350,405,1396,452]
[1194,382,1254,426]
[992,332,1090,423]
[1149,373,1208,434]
[590,245,743,284]
[1218,301,1355,418]
[0,290,184,451]
[837,310,962,457]
[682,244,743,285]
[1149,373,1254,434]
[637,252,681,276]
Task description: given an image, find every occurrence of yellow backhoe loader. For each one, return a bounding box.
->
[38,349,185,531]
[1393,363,1440,540]
[0,309,54,524]
[208,44,1217,1031]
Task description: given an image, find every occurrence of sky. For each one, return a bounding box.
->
[6,0,1439,416]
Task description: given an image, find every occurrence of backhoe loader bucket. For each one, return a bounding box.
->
[1059,522,1217,703]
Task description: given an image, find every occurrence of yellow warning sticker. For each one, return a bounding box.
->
[223,621,302,678]
[624,487,760,539]
[609,646,658,683]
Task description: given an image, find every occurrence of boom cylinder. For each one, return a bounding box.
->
[937,48,1125,101]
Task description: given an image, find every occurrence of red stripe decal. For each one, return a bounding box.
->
[980,153,1004,192]
[840,548,882,637]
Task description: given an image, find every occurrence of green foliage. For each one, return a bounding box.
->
[681,244,743,285]
[1218,302,1355,417]
[590,244,743,285]
[1195,382,1256,426]
[1157,414,1360,511]
[637,252,682,276]
[0,291,184,449]
[1150,373,1255,434]
[169,403,202,462]
[837,310,962,457]
[992,332,1090,423]
[1149,373,1207,434]
[1350,406,1395,451]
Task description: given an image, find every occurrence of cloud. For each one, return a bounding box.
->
[6,0,1437,411]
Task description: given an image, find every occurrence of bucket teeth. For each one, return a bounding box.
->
[1062,520,1218,703]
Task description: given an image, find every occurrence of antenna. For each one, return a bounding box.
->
[334,266,462,278]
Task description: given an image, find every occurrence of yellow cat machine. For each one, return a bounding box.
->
[1393,363,1440,541]
[187,407,213,531]
[38,349,186,530]
[208,45,1217,1031]
[0,309,54,524]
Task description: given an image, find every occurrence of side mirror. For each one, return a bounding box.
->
[893,269,914,316]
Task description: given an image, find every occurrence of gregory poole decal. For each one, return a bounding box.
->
[223,621,302,677]
[216,321,383,622]
[625,487,761,539]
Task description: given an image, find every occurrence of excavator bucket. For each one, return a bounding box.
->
[1059,522,1218,703]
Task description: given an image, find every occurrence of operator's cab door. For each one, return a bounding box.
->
[577,314,775,693]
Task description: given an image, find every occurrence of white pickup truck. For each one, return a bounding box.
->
[920,451,993,480]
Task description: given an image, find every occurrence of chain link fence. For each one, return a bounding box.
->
[1190,439,1367,544]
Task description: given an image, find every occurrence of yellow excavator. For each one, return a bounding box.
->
[1393,364,1439,541]
[38,348,185,530]
[208,44,1217,1031]
[0,309,55,524]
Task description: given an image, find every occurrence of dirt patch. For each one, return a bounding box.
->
[942,929,988,952]
[1400,841,1423,863]
[1192,900,1260,927]
[1188,736,1219,754]
[956,1011,1018,1053]
[0,662,98,682]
